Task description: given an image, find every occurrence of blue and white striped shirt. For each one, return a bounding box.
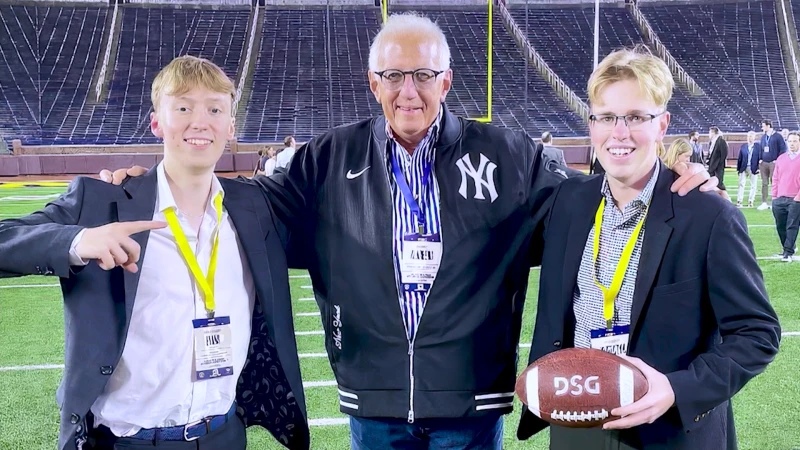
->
[386,111,443,341]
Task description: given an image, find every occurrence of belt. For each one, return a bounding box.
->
[128,403,237,442]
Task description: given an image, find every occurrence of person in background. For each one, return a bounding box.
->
[771,131,800,262]
[254,146,277,177]
[757,119,787,210]
[706,127,728,192]
[661,138,693,170]
[541,131,568,167]
[688,131,703,164]
[736,131,761,208]
[275,136,296,170]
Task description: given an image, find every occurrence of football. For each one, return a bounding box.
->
[515,348,649,428]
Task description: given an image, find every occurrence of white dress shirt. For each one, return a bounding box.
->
[275,147,296,169]
[70,162,255,436]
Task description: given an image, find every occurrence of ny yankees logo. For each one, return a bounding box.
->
[456,153,498,202]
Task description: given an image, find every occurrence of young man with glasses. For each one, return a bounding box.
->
[517,47,780,450]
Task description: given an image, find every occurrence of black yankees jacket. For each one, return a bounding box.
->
[247,104,575,422]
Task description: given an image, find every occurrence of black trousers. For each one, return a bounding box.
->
[85,416,247,450]
[772,196,800,256]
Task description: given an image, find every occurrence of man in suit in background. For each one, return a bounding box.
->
[706,126,728,192]
[541,131,568,167]
[517,47,780,449]
[758,119,788,210]
[0,56,309,450]
[737,131,761,207]
[688,131,702,164]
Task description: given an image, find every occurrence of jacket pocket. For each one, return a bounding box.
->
[651,277,702,298]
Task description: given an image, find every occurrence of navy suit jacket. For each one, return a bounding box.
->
[737,142,762,174]
[760,132,787,163]
[517,163,781,449]
[0,168,310,450]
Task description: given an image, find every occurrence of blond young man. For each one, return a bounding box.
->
[0,56,309,450]
[518,48,780,449]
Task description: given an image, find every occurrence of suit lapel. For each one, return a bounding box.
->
[629,166,674,340]
[561,178,603,328]
[219,178,272,325]
[116,168,159,323]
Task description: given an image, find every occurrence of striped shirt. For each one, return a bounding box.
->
[386,110,443,341]
[573,162,659,349]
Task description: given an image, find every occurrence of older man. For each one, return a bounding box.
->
[104,13,715,449]
[737,131,761,207]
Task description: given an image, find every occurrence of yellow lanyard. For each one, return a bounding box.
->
[592,197,648,331]
[163,192,224,318]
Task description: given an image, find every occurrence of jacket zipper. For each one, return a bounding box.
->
[408,340,415,423]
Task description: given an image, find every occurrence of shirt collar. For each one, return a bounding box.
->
[156,161,224,215]
[386,106,443,160]
[600,159,660,215]
[789,151,800,160]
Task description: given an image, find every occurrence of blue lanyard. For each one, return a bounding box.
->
[390,153,433,235]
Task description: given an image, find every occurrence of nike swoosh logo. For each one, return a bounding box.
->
[346,166,370,180]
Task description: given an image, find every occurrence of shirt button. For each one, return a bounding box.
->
[100,365,113,375]
[553,340,561,347]
[70,413,80,424]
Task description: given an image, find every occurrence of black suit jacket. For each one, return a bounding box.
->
[707,137,728,181]
[0,168,310,450]
[517,163,780,449]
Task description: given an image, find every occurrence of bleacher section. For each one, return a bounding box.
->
[425,8,586,135]
[72,7,249,145]
[242,7,586,141]
[641,0,800,131]
[241,8,333,143]
[0,3,798,146]
[39,6,109,145]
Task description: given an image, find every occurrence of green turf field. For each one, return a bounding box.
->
[1,181,798,450]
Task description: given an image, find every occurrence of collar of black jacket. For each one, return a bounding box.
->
[372,102,463,149]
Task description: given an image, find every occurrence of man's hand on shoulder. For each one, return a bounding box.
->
[74,221,166,272]
[670,161,728,200]
[99,166,148,185]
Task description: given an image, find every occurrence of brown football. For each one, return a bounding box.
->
[515,348,649,428]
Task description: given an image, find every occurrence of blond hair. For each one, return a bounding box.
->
[588,47,673,156]
[662,138,693,169]
[151,55,236,116]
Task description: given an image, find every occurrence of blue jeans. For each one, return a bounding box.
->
[349,414,503,450]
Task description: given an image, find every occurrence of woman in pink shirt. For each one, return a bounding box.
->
[771,131,800,262]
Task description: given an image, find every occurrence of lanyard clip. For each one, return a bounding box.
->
[606,319,613,331]
[417,222,424,235]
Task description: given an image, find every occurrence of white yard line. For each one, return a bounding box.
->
[299,298,315,302]
[295,330,324,336]
[303,380,337,388]
[3,332,798,372]
[296,312,320,317]
[0,364,64,372]
[0,284,60,289]
[301,285,312,289]
[289,275,311,279]
[309,418,349,426]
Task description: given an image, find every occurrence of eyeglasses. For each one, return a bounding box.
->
[589,111,666,130]
[373,68,445,91]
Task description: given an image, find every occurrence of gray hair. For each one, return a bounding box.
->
[368,12,451,72]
